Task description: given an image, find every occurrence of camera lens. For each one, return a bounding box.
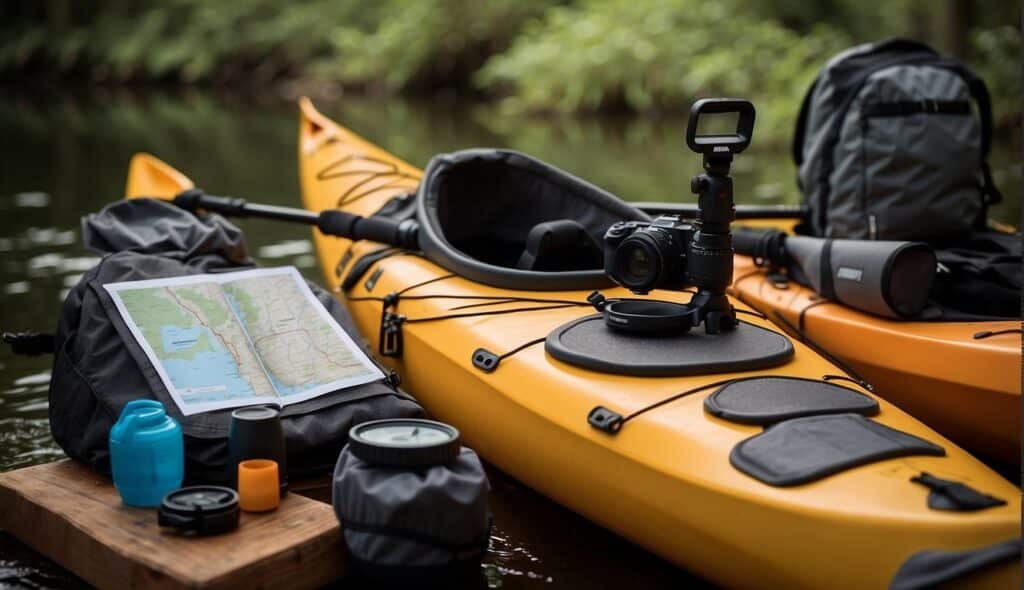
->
[612,234,664,293]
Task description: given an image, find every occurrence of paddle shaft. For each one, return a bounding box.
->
[170,189,806,248]
[172,189,419,248]
[634,202,807,219]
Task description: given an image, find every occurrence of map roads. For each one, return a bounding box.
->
[106,267,383,415]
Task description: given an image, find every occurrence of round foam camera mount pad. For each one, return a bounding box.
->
[545,315,793,377]
[158,486,240,536]
[348,419,462,468]
[602,300,696,334]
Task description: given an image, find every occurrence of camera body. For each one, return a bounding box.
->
[603,216,695,294]
[604,214,736,296]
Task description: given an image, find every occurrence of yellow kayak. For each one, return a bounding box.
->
[124,99,1020,590]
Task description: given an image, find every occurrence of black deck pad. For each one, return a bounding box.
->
[910,472,1007,512]
[731,413,945,486]
[704,377,879,425]
[890,538,1022,590]
[544,315,793,377]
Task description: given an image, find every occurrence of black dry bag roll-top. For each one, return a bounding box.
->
[332,419,491,586]
[733,229,936,319]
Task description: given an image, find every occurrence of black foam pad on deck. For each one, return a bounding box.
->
[704,377,879,425]
[544,315,793,377]
[731,413,945,487]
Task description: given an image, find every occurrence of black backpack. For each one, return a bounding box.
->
[793,38,1002,241]
[48,199,424,482]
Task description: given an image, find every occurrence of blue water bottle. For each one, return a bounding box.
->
[109,399,184,507]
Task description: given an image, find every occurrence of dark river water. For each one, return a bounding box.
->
[0,91,1019,589]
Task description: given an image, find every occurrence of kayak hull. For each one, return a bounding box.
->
[292,99,1019,590]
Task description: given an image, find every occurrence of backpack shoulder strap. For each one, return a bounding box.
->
[792,76,819,167]
[940,60,1002,206]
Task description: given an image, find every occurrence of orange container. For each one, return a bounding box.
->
[237,459,280,512]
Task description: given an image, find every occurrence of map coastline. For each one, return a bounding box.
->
[104,267,384,415]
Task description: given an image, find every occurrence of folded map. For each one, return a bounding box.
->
[105,267,383,415]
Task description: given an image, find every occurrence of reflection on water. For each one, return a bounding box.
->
[0,91,1018,588]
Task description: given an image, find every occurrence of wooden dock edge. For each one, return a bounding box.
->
[0,460,348,590]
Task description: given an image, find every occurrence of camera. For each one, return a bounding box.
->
[601,98,755,334]
[603,217,695,294]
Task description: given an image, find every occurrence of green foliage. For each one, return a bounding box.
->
[326,0,553,91]
[0,0,1018,135]
[0,0,364,83]
[971,26,1022,128]
[475,0,850,136]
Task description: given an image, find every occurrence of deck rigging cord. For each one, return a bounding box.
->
[315,153,419,209]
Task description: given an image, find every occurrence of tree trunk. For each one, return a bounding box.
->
[946,0,973,59]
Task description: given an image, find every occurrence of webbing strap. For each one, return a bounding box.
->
[861,100,969,117]
[818,239,836,300]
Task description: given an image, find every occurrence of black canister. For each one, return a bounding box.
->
[228,406,287,494]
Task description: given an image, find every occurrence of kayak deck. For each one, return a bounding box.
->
[730,254,1021,468]
[292,98,1020,590]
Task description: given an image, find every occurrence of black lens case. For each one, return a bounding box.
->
[158,485,240,536]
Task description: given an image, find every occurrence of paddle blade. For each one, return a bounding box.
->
[125,153,194,200]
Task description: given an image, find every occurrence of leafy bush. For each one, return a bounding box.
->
[475,0,850,136]
[326,0,554,91]
[0,0,365,83]
[971,25,1022,129]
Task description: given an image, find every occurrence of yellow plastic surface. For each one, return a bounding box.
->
[124,101,1021,590]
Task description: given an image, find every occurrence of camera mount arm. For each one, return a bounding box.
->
[685,98,756,334]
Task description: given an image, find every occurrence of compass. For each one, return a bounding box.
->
[348,419,461,467]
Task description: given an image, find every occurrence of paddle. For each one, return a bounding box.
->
[169,188,806,247]
[171,188,420,248]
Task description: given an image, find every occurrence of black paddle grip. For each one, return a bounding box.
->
[173,189,248,217]
[733,228,787,268]
[318,210,418,248]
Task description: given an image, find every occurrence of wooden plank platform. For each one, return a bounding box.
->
[0,460,347,589]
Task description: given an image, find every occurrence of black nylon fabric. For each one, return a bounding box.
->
[333,446,491,575]
[50,199,424,482]
[889,538,1021,590]
[931,231,1022,319]
[794,38,996,240]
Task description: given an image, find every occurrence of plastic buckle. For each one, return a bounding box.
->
[379,312,405,357]
[471,348,501,373]
[587,406,624,434]
[386,370,402,388]
[586,290,608,312]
